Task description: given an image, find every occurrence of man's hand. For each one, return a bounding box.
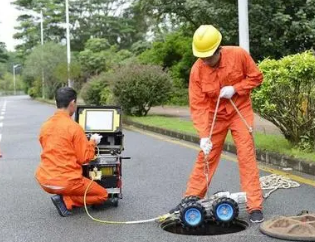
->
[90,133,103,145]
[200,138,213,155]
[220,86,235,99]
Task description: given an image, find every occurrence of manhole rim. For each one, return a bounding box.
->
[160,218,249,236]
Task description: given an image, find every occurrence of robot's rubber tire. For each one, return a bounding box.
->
[180,201,206,228]
[181,196,201,204]
[212,197,239,224]
[111,198,119,207]
[179,196,201,211]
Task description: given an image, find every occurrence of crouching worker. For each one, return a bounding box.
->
[35,87,108,217]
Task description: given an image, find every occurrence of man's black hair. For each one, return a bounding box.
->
[55,87,77,108]
[213,46,221,55]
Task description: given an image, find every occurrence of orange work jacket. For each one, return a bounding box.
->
[36,110,95,182]
[189,46,263,138]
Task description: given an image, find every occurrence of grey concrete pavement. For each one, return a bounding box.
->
[0,95,314,242]
[150,106,282,135]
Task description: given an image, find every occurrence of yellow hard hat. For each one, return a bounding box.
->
[192,25,222,58]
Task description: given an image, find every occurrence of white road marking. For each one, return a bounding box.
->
[2,101,6,111]
[0,116,3,120]
[0,123,3,128]
[0,134,2,142]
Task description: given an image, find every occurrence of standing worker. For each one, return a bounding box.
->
[172,25,264,223]
[35,87,108,217]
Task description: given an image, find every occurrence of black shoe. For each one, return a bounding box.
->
[249,210,264,223]
[51,195,72,217]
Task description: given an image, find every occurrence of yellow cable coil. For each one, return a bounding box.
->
[84,179,170,224]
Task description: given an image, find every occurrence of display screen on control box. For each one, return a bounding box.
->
[85,110,114,131]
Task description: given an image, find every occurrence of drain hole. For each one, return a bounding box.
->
[161,219,248,236]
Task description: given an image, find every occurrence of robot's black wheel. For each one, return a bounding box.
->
[180,201,206,228]
[111,197,119,207]
[212,197,239,224]
[180,196,200,206]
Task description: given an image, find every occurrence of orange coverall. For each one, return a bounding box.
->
[185,46,263,212]
[35,110,108,210]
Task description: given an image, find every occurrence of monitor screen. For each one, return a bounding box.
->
[85,110,114,131]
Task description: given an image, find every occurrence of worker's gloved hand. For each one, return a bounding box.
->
[200,138,213,155]
[90,133,103,145]
[219,86,235,99]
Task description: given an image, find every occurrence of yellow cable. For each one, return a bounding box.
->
[84,179,170,224]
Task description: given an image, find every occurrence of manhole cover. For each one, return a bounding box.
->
[161,219,248,236]
[260,213,315,241]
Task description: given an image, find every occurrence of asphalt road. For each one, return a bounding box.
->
[0,95,314,242]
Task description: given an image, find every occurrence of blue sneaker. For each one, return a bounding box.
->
[51,195,72,217]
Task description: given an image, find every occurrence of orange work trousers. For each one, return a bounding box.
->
[185,106,263,212]
[38,177,108,210]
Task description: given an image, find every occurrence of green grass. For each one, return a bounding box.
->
[128,115,315,162]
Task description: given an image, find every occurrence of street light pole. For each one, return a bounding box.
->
[65,0,72,87]
[238,0,249,52]
[13,66,16,95]
[40,10,44,45]
[13,64,20,95]
[40,9,45,99]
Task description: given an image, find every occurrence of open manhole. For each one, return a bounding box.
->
[260,213,315,241]
[161,219,248,236]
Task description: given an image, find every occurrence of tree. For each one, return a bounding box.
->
[134,0,315,61]
[0,42,8,63]
[249,0,315,60]
[253,51,315,150]
[139,31,194,86]
[0,72,23,94]
[13,0,66,56]
[13,0,149,54]
[78,38,132,78]
[70,0,147,51]
[23,42,69,98]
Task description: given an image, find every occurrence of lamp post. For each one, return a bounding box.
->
[13,64,21,95]
[65,0,72,87]
[40,9,45,98]
[238,0,249,52]
[40,9,44,45]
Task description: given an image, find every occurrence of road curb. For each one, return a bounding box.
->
[123,119,315,176]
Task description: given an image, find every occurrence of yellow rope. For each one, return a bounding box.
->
[84,179,170,224]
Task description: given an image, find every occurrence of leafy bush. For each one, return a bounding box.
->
[79,39,133,77]
[139,31,195,87]
[253,51,315,150]
[112,64,172,116]
[80,74,108,105]
[166,78,189,105]
[138,31,193,106]
[167,87,189,106]
[28,87,37,98]
[27,79,41,98]
[100,86,115,105]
